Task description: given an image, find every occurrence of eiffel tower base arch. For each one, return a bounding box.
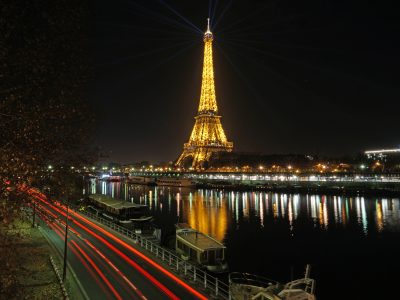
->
[176,145,232,170]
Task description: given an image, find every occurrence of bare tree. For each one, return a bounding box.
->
[0,0,93,296]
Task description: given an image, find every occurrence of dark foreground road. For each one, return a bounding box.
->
[28,189,207,300]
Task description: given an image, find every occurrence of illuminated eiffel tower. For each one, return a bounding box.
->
[176,19,233,169]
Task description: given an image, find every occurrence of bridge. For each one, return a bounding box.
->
[129,171,400,183]
[125,171,400,195]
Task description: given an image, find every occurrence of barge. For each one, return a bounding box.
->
[175,223,228,273]
[156,177,196,188]
[87,194,151,224]
[229,265,316,300]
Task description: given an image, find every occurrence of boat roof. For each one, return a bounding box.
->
[157,177,191,181]
[89,194,146,209]
[176,223,191,229]
[176,225,225,251]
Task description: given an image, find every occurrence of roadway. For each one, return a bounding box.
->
[27,188,207,300]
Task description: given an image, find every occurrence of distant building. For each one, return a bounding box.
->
[365,149,400,162]
[208,152,314,170]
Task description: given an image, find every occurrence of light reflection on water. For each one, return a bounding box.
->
[90,181,400,240]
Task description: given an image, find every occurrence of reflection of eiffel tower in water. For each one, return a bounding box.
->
[176,19,233,169]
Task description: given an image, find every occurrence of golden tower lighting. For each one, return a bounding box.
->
[176,19,233,169]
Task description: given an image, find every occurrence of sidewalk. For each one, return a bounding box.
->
[0,217,63,299]
[38,224,88,300]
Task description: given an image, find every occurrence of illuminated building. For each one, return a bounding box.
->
[365,148,400,162]
[176,19,233,169]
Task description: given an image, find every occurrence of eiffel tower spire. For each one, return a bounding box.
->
[176,19,233,169]
[198,18,217,114]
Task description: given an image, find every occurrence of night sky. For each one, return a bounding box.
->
[90,0,399,163]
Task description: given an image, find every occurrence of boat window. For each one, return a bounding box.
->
[216,249,223,259]
[177,240,183,250]
[177,241,190,254]
[208,250,216,264]
[189,248,197,260]
[200,251,207,262]
[184,243,190,254]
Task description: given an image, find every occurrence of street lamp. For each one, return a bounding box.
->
[32,199,36,228]
[62,201,70,282]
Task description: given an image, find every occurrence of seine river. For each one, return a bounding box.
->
[89,180,400,299]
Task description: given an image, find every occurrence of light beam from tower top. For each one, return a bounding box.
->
[204,18,213,42]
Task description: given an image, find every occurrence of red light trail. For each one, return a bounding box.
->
[29,189,206,300]
[72,240,123,300]
[69,207,208,300]
[48,218,124,299]
[36,198,148,299]
[83,239,147,300]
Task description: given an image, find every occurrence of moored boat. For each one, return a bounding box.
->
[130,215,153,222]
[87,194,150,223]
[175,223,228,273]
[105,175,123,182]
[229,265,316,300]
[156,177,196,188]
[127,176,156,185]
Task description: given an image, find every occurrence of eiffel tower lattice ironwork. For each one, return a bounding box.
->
[176,19,233,169]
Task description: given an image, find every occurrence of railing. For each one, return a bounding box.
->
[79,209,230,299]
[49,256,70,300]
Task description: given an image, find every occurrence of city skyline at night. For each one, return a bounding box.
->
[2,2,400,299]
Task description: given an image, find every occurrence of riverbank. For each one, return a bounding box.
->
[0,216,63,299]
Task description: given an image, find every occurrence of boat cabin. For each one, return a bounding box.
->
[88,194,148,220]
[156,177,195,187]
[175,223,228,272]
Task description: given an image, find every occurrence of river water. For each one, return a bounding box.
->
[88,180,400,299]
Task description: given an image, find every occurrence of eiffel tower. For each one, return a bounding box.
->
[176,19,233,169]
